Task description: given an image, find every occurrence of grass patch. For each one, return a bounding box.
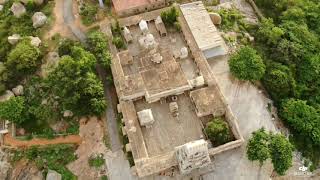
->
[11,144,77,180]
[88,153,105,168]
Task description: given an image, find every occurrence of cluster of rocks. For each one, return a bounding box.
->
[0,85,23,102]
[0,0,48,28]
[8,34,42,47]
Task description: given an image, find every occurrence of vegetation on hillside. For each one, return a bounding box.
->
[252,0,320,169]
[12,144,77,180]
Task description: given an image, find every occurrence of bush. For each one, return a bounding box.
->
[229,46,266,81]
[58,38,81,56]
[80,3,98,25]
[112,36,125,49]
[263,62,296,101]
[217,8,247,32]
[161,7,179,27]
[269,134,294,175]
[6,40,42,77]
[247,128,270,165]
[88,154,105,168]
[205,117,232,146]
[87,31,111,69]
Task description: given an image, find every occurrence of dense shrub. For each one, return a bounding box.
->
[87,31,111,69]
[247,128,270,165]
[229,46,266,81]
[79,3,98,25]
[205,117,232,146]
[6,40,42,77]
[161,7,179,27]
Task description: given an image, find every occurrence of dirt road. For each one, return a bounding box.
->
[4,134,81,148]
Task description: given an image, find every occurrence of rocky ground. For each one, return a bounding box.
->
[67,117,110,180]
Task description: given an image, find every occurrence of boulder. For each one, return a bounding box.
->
[63,110,73,118]
[0,0,8,5]
[218,2,233,10]
[0,90,14,102]
[46,170,62,180]
[32,12,47,28]
[8,34,21,45]
[34,0,44,5]
[10,2,26,18]
[245,32,254,42]
[12,85,23,96]
[29,36,41,47]
[209,12,222,25]
[0,5,3,11]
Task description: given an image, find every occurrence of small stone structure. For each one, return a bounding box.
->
[10,2,26,17]
[175,139,211,174]
[169,102,179,117]
[180,47,188,59]
[112,0,167,17]
[123,27,133,43]
[155,16,167,36]
[139,20,149,34]
[139,33,157,49]
[209,12,222,25]
[137,109,155,128]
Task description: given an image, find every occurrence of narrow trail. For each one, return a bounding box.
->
[4,134,81,148]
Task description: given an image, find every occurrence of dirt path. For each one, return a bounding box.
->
[45,0,75,40]
[4,134,81,148]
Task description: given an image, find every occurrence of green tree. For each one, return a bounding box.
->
[280,99,320,145]
[269,134,293,175]
[257,18,284,46]
[87,31,112,68]
[6,40,41,76]
[112,37,125,49]
[58,38,81,56]
[161,7,179,26]
[205,117,232,146]
[229,46,266,81]
[0,96,25,124]
[246,128,270,165]
[263,62,296,101]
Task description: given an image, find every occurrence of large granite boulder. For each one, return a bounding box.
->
[0,0,8,5]
[8,34,21,45]
[34,0,44,5]
[46,170,62,180]
[12,85,23,96]
[32,12,47,28]
[10,2,26,18]
[209,12,222,25]
[0,90,14,102]
[29,36,41,47]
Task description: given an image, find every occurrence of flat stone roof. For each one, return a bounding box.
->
[180,1,225,51]
[190,86,225,117]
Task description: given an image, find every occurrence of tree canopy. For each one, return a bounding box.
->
[229,46,266,81]
[6,40,41,76]
[246,128,293,175]
[247,128,270,165]
[205,117,232,146]
[0,96,25,124]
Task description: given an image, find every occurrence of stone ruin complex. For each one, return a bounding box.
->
[110,1,244,178]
